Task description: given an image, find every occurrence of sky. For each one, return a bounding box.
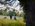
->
[0,0,21,11]
[0,0,23,14]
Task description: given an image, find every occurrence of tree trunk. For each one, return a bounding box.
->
[18,0,32,26]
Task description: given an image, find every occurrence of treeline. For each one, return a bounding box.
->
[0,9,16,16]
[0,9,24,17]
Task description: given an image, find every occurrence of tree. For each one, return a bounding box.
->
[3,8,8,16]
[18,0,33,26]
[0,9,3,15]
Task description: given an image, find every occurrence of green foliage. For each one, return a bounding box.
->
[0,12,3,15]
[3,12,8,16]
[8,11,16,16]
[20,12,25,17]
[2,10,8,16]
[0,9,16,16]
[0,10,3,15]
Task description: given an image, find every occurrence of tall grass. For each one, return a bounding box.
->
[0,19,26,26]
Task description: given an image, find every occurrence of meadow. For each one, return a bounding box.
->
[0,17,26,26]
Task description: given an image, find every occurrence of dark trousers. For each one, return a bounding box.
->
[14,16,16,20]
[10,16,12,19]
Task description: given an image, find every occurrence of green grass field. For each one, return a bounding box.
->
[0,17,26,26]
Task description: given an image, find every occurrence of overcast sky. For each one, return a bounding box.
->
[0,0,21,11]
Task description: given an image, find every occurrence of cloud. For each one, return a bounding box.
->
[0,0,21,11]
[15,5,20,11]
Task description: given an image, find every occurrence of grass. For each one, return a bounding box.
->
[0,17,26,26]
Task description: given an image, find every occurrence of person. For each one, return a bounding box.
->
[9,11,13,19]
[9,9,16,20]
[13,9,16,20]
